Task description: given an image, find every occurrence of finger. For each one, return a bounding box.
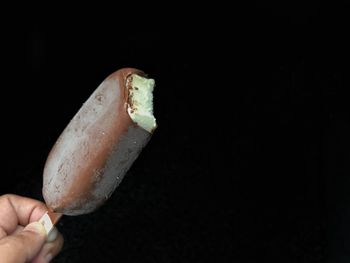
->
[0,227,6,239]
[32,228,64,263]
[0,194,47,237]
[0,221,46,263]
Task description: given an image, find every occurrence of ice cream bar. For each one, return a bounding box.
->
[42,68,157,216]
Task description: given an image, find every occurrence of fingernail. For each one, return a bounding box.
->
[25,222,46,235]
[45,253,53,262]
[47,227,58,242]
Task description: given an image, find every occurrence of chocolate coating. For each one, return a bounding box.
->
[43,68,153,215]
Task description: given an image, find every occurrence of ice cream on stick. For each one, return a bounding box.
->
[39,68,156,232]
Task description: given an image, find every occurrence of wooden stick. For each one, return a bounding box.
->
[38,211,62,235]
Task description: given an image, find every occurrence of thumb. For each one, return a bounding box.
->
[0,222,47,263]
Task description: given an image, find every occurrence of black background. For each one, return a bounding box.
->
[1,3,350,262]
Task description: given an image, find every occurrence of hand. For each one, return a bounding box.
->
[0,194,64,263]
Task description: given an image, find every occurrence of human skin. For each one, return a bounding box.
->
[0,194,63,263]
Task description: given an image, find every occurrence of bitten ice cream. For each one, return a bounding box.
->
[42,68,156,216]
